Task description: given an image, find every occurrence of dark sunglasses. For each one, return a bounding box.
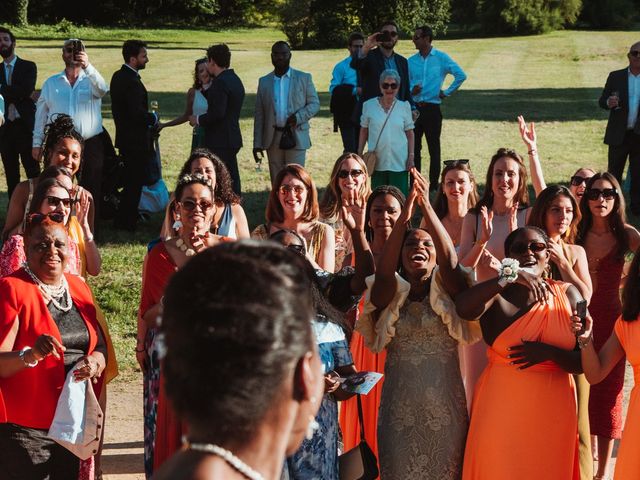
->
[570,175,592,187]
[509,241,547,255]
[381,82,398,90]
[443,159,470,167]
[179,199,214,211]
[28,212,65,225]
[586,188,617,201]
[338,169,364,179]
[384,31,398,37]
[629,50,640,57]
[286,244,305,255]
[46,195,74,208]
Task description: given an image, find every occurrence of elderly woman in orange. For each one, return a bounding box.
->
[252,164,336,272]
[0,215,106,479]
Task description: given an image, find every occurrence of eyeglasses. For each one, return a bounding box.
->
[586,188,617,201]
[381,83,398,90]
[629,51,640,57]
[46,196,74,208]
[338,169,364,179]
[286,244,305,255]
[279,184,306,195]
[179,199,214,211]
[509,241,548,255]
[27,212,65,225]
[570,175,593,187]
[443,159,470,167]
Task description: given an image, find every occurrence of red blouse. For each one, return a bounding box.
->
[0,269,101,429]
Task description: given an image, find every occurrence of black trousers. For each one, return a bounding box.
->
[212,147,241,196]
[414,103,443,186]
[0,118,40,200]
[608,130,640,212]
[338,120,359,154]
[115,147,150,230]
[78,131,106,227]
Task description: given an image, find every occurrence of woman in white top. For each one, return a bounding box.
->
[157,58,211,149]
[358,69,414,197]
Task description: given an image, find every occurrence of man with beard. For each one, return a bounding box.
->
[33,38,109,220]
[253,41,320,185]
[110,39,157,231]
[0,27,39,201]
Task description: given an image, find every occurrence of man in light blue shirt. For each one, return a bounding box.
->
[408,25,466,186]
[329,32,364,153]
[0,93,4,127]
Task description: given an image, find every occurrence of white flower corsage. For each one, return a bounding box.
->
[498,258,520,287]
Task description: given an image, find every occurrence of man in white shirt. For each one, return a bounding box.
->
[600,41,640,216]
[33,38,108,218]
[329,32,363,153]
[253,41,320,184]
[408,25,466,187]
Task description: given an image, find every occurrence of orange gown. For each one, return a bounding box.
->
[612,316,640,479]
[462,281,579,480]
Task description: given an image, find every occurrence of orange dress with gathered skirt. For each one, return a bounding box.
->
[612,316,640,480]
[462,281,579,480]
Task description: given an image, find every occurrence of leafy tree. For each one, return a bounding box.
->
[579,0,635,28]
[1,0,29,25]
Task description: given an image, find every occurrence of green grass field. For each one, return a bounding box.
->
[2,26,639,379]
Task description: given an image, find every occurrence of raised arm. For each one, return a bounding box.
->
[340,189,374,295]
[518,115,546,195]
[459,206,493,268]
[548,241,592,302]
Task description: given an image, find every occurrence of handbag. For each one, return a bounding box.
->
[362,100,397,174]
[279,123,297,150]
[339,395,379,480]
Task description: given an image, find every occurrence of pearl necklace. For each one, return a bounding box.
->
[22,263,72,312]
[175,231,211,257]
[187,442,264,480]
[175,238,196,257]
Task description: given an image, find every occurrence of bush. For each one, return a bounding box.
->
[579,0,636,28]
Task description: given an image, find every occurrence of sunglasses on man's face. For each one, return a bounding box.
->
[629,50,640,58]
[381,83,398,90]
[28,212,65,225]
[338,169,364,179]
[46,196,74,208]
[179,199,214,212]
[586,188,618,201]
[443,159,470,167]
[509,241,547,255]
[570,175,593,187]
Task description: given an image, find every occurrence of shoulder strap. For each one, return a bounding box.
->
[357,394,366,441]
[372,99,397,150]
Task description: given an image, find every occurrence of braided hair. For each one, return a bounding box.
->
[41,114,84,167]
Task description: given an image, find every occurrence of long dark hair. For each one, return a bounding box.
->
[622,247,640,321]
[432,162,478,219]
[576,172,628,259]
[193,57,208,90]
[473,148,529,213]
[528,185,580,244]
[178,149,240,205]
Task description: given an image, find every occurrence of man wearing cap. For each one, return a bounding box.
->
[32,38,109,218]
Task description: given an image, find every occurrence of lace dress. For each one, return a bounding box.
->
[357,270,481,479]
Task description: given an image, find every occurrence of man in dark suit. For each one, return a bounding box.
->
[190,44,245,195]
[110,39,157,231]
[351,21,412,118]
[0,27,39,201]
[600,41,640,215]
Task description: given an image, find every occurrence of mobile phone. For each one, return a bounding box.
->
[576,300,587,322]
[376,32,391,43]
[72,39,85,56]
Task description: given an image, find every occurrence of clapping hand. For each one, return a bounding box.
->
[75,189,91,230]
[411,168,430,209]
[341,189,366,232]
[478,206,493,245]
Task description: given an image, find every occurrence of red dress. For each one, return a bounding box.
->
[588,249,625,439]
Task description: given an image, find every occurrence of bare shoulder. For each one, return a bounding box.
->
[625,224,640,252]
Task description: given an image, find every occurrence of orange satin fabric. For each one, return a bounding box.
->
[462,281,579,480]
[613,316,640,479]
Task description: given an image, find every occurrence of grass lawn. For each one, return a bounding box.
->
[1,26,639,379]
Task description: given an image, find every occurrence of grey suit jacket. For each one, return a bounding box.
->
[253,68,320,150]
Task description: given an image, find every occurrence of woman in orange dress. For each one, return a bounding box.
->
[579,249,640,480]
[338,185,405,460]
[456,226,584,480]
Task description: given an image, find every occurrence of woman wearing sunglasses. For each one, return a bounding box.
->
[138,173,232,477]
[252,164,336,272]
[0,214,107,480]
[576,172,640,480]
[457,226,585,479]
[569,167,596,205]
[358,69,414,197]
[319,153,371,270]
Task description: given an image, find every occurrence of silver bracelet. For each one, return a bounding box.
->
[19,347,39,368]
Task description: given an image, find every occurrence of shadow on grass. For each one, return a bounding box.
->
[100,87,608,122]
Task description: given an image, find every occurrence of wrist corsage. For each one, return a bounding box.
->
[498,258,520,288]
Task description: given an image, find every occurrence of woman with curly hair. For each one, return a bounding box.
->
[319,153,371,269]
[157,58,211,149]
[159,149,249,240]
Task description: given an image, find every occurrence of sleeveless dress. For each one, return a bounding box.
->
[191,88,208,149]
[588,249,625,439]
[357,270,481,479]
[613,316,640,479]
[462,281,579,480]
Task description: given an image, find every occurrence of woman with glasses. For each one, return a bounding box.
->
[138,173,232,477]
[457,226,585,479]
[320,153,371,270]
[576,172,640,480]
[569,167,596,205]
[357,69,414,197]
[425,159,478,249]
[252,164,336,272]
